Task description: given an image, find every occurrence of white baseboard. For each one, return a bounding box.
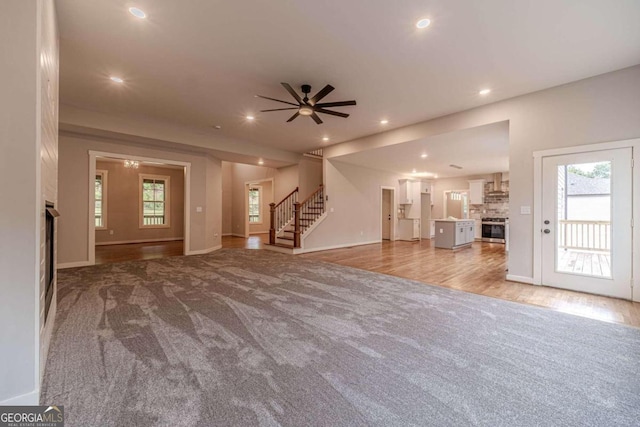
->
[249,231,269,235]
[506,274,535,285]
[231,233,246,238]
[95,237,184,246]
[0,389,39,405]
[57,260,92,269]
[221,233,233,236]
[301,240,381,254]
[186,244,222,255]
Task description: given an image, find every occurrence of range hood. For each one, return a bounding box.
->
[489,172,507,195]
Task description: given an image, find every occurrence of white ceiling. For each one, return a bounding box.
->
[57,0,640,155]
[333,121,509,178]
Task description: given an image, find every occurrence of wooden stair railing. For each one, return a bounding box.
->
[270,185,325,248]
[293,184,325,247]
[269,187,298,245]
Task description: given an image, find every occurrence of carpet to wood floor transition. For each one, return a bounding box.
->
[42,249,640,426]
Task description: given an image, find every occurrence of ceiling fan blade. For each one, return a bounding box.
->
[260,107,299,112]
[314,100,357,108]
[281,83,303,104]
[311,112,323,124]
[286,112,300,122]
[309,84,335,105]
[316,108,349,118]
[256,95,299,106]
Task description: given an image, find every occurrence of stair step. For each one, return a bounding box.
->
[271,242,294,248]
[278,235,294,241]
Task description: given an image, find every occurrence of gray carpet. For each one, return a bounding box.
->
[42,249,640,426]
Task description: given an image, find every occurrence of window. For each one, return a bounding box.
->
[95,170,107,229]
[249,186,262,223]
[139,174,170,228]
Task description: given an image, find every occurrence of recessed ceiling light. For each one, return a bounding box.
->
[246,115,255,121]
[110,76,124,83]
[412,169,417,173]
[258,160,264,165]
[380,119,389,125]
[416,19,431,29]
[479,88,491,95]
[434,174,438,178]
[322,137,330,142]
[213,125,222,130]
[421,153,428,158]
[128,7,147,19]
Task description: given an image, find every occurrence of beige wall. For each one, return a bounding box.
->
[324,65,640,281]
[221,161,233,235]
[95,161,184,244]
[58,133,222,265]
[274,164,299,202]
[432,174,494,220]
[298,156,323,199]
[0,0,58,404]
[303,160,404,250]
[229,163,277,236]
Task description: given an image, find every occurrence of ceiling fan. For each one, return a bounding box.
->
[257,83,356,124]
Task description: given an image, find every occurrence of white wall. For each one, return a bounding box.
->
[298,156,323,199]
[303,160,404,251]
[57,133,222,265]
[324,65,640,280]
[0,0,57,405]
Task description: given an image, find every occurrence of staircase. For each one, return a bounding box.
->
[268,185,326,252]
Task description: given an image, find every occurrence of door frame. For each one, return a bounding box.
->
[244,178,275,238]
[533,138,639,302]
[88,151,191,264]
[380,186,396,241]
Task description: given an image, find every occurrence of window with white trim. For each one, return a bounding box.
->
[139,174,170,228]
[95,170,107,229]
[249,186,262,224]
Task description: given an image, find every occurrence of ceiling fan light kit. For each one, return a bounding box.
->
[257,83,356,124]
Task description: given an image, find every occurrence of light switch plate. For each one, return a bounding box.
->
[520,206,531,215]
[196,206,203,213]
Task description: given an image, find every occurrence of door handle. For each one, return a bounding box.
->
[543,229,551,234]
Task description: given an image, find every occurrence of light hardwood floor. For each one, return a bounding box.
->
[94,241,184,265]
[94,236,640,328]
[223,235,640,328]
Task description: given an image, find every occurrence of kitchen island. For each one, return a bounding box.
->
[434,219,475,249]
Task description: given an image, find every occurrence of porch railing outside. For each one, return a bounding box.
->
[558,220,610,252]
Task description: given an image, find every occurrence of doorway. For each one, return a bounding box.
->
[381,187,394,240]
[540,148,633,299]
[245,178,274,238]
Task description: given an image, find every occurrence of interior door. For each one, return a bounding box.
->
[382,189,391,240]
[541,148,633,299]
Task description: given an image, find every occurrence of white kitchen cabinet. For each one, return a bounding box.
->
[420,180,433,194]
[435,220,474,249]
[398,180,414,204]
[398,219,420,241]
[468,179,485,205]
[474,219,482,240]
